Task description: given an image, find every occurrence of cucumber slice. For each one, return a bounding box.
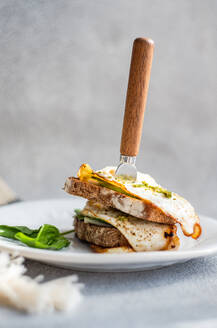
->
[74,209,112,227]
[84,217,111,227]
[74,209,84,220]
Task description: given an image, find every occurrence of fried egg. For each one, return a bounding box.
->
[78,164,201,239]
[82,202,180,252]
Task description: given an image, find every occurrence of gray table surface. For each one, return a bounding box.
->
[1,255,217,328]
[0,1,217,327]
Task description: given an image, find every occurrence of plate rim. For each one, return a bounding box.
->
[0,198,216,265]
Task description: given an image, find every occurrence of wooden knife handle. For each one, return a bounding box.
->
[120,37,154,156]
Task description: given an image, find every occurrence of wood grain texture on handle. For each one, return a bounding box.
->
[120,38,154,156]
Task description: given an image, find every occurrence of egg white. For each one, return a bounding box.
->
[96,166,200,237]
[82,202,179,252]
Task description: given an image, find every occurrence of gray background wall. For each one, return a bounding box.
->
[0,0,216,217]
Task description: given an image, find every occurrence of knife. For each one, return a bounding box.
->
[115,37,154,181]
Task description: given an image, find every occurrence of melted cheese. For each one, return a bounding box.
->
[78,164,201,239]
[82,202,179,252]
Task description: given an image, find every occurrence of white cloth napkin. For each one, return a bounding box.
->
[0,252,83,313]
[0,177,17,205]
[0,178,83,313]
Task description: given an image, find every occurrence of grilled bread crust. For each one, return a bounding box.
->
[74,217,130,248]
[64,177,175,225]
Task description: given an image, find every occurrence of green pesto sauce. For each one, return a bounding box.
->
[132,181,172,198]
[117,215,128,221]
[93,174,172,199]
[115,175,136,183]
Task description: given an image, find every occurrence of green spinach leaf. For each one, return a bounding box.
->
[0,224,73,250]
[0,225,39,239]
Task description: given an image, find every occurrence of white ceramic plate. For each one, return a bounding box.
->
[0,198,216,272]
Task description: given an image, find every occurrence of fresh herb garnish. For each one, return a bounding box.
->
[0,224,74,250]
[0,225,39,240]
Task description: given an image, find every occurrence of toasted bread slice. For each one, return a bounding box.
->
[65,177,174,225]
[74,217,129,248]
[64,176,201,239]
